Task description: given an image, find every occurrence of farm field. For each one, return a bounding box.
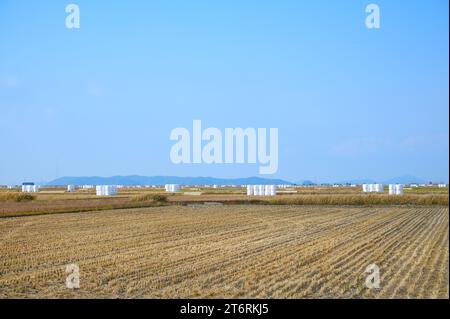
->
[0,205,448,298]
[1,186,448,218]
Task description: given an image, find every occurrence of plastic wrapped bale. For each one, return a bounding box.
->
[247,185,254,196]
[395,184,404,195]
[67,185,76,192]
[166,184,180,193]
[264,185,271,196]
[270,185,277,196]
[258,185,265,196]
[375,184,384,193]
[362,184,368,192]
[388,184,396,195]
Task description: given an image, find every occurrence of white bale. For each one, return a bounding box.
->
[362,184,368,192]
[165,184,180,193]
[395,184,404,195]
[374,184,384,193]
[264,185,271,196]
[22,185,38,193]
[96,185,116,196]
[247,185,253,196]
[258,185,264,196]
[270,185,277,196]
[67,185,75,192]
[388,184,395,195]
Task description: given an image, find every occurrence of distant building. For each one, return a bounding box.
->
[22,182,39,193]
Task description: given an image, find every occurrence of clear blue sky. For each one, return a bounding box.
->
[0,0,448,184]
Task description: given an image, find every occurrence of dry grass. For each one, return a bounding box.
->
[0,197,166,218]
[0,205,447,298]
[0,192,35,202]
[266,194,449,206]
[1,191,448,218]
[132,194,168,203]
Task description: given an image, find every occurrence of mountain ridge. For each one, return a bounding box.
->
[46,175,294,186]
[46,174,436,186]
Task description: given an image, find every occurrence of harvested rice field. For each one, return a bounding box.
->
[0,205,448,298]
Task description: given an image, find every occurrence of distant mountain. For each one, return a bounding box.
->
[46,175,294,186]
[335,175,427,185]
[335,178,377,185]
[46,174,433,186]
[382,175,427,185]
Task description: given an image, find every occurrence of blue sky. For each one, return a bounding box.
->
[0,0,448,184]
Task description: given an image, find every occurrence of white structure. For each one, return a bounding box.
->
[374,184,384,193]
[389,184,404,195]
[67,185,76,192]
[247,185,277,196]
[438,184,447,188]
[22,185,39,193]
[258,185,265,196]
[269,185,276,196]
[96,185,117,196]
[165,184,180,193]
[388,184,395,195]
[362,183,384,193]
[394,184,404,195]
